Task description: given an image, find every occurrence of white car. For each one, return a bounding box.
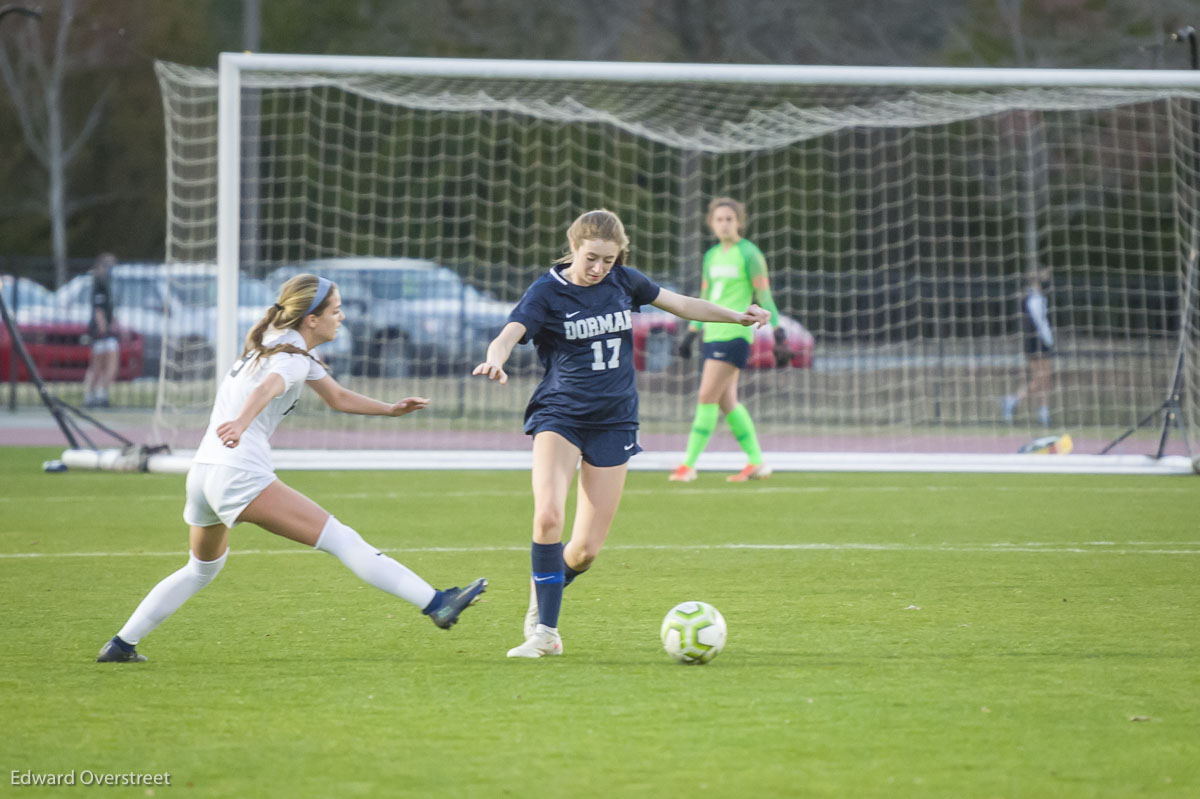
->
[55,263,351,378]
[2,274,55,312]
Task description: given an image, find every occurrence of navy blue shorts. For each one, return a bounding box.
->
[1023,335,1052,357]
[701,338,751,369]
[529,421,642,467]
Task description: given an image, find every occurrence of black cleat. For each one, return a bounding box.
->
[427,577,488,629]
[97,636,147,663]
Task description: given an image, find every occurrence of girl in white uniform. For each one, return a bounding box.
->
[98,274,486,663]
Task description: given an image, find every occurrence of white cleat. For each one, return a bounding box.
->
[506,624,563,658]
[523,578,539,640]
[727,463,773,482]
[668,464,698,482]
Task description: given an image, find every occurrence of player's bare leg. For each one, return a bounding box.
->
[523,431,579,638]
[1028,356,1053,426]
[524,456,628,640]
[237,479,328,546]
[564,460,627,571]
[98,348,119,406]
[529,431,579,547]
[711,365,741,414]
[511,432,579,656]
[243,480,485,629]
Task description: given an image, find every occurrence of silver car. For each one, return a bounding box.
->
[268,258,530,378]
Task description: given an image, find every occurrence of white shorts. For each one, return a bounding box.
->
[183,463,276,528]
[91,336,119,355]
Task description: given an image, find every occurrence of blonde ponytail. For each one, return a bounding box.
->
[241,274,335,369]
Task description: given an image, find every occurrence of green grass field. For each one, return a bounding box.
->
[1,446,1197,798]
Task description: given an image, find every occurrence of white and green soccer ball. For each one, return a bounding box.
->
[660,601,727,664]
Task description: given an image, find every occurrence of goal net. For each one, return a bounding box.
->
[151,56,1200,470]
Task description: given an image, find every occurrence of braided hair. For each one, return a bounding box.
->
[241,273,335,368]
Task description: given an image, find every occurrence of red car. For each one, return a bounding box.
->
[1,276,144,382]
[631,305,814,371]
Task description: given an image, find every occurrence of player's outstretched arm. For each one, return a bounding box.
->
[745,244,781,328]
[307,375,429,417]
[652,288,770,329]
[472,321,526,385]
[215,372,286,448]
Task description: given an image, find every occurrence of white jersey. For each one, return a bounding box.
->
[193,329,328,475]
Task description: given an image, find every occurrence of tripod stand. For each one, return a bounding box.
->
[1101,26,1198,459]
[1099,350,1186,457]
[0,279,135,452]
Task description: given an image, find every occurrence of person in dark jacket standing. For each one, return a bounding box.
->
[1003,267,1055,427]
[83,253,119,408]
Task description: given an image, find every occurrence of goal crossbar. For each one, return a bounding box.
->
[218,53,1200,90]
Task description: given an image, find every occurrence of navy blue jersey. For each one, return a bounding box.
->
[508,264,661,431]
[89,274,114,339]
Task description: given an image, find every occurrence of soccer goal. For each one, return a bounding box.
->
[146,54,1200,473]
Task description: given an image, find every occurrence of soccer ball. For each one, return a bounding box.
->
[660,601,727,664]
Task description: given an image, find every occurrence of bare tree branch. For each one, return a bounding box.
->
[795,27,846,65]
[855,10,904,65]
[0,0,109,285]
[997,0,1025,66]
[66,188,137,216]
[0,22,50,164]
[0,5,42,23]
[63,78,113,165]
[0,197,47,216]
[50,0,74,87]
[25,1,49,87]
[940,15,987,66]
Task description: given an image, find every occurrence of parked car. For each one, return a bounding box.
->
[54,264,351,379]
[2,274,55,312]
[1,274,144,382]
[268,258,532,378]
[631,300,814,371]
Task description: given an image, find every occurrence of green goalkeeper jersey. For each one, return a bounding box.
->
[691,238,780,343]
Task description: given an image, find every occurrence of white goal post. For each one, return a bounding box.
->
[146,53,1200,474]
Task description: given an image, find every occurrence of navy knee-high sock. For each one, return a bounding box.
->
[531,542,564,628]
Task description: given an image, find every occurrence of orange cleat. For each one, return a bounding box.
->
[726,463,773,482]
[668,464,698,482]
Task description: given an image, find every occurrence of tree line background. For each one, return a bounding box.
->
[0,0,1195,285]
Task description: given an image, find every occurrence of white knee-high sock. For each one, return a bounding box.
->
[314,516,436,609]
[117,550,228,645]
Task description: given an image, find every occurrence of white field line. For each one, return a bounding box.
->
[3,482,1198,505]
[2,541,1199,560]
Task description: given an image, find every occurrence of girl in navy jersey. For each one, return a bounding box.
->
[473,209,769,658]
[97,274,485,663]
[1002,266,1055,426]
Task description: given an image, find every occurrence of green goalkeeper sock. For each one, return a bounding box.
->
[683,403,720,468]
[726,404,764,465]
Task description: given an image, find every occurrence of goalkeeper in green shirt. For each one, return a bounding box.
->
[670,197,780,482]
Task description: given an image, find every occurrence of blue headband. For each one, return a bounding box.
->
[304,277,332,316]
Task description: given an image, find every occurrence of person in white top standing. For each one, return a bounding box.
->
[1003,266,1055,427]
[98,274,486,663]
